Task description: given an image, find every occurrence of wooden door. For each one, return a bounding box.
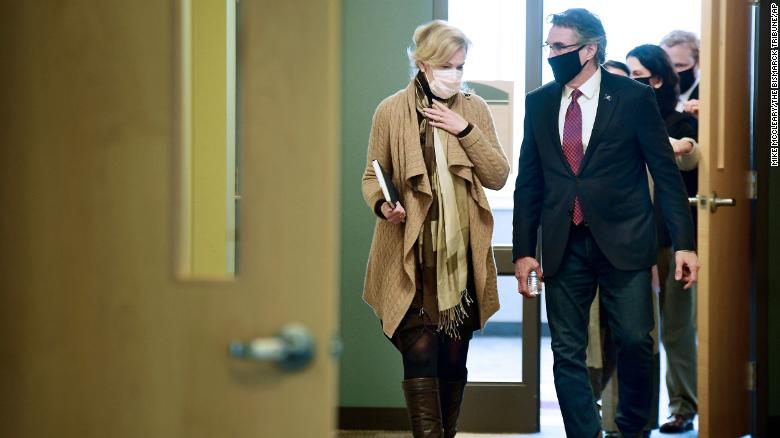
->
[0,1,341,437]
[698,0,752,436]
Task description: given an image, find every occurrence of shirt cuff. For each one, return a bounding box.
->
[373,199,386,219]
[457,123,474,138]
[457,123,482,148]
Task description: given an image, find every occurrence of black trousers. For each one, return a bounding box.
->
[545,225,655,437]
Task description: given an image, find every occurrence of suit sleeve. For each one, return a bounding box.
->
[512,95,545,262]
[636,87,696,251]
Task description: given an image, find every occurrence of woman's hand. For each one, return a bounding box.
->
[422,100,468,135]
[381,202,406,224]
[670,137,694,156]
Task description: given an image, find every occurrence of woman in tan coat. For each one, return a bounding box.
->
[361,20,510,438]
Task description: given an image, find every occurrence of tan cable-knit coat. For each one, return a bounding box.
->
[362,80,511,337]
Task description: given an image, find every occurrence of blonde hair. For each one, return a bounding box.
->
[660,30,700,63]
[408,20,470,71]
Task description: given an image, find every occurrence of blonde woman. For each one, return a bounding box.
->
[361,20,510,437]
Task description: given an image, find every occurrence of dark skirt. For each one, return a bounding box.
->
[385,267,480,352]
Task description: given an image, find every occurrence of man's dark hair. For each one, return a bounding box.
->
[627,44,680,116]
[549,8,607,65]
[604,60,630,76]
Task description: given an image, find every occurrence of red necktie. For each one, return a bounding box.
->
[562,88,584,225]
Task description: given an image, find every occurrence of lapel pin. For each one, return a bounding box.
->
[604,94,612,102]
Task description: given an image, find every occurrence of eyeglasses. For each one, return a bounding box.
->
[543,42,581,55]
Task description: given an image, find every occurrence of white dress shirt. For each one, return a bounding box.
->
[559,68,601,151]
[675,72,701,112]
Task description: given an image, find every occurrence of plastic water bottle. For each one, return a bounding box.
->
[528,271,540,296]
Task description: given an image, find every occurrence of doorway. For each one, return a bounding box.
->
[338,0,755,436]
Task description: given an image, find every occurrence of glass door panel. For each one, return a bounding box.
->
[446,0,542,433]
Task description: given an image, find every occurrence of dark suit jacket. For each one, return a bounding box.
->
[688,83,699,101]
[656,110,698,248]
[512,68,695,277]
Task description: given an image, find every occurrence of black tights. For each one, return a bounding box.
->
[401,329,470,381]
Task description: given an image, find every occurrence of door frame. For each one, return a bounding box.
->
[457,245,542,433]
[752,0,770,435]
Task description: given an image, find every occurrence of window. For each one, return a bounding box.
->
[449,0,526,223]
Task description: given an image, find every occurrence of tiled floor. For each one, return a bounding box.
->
[338,337,698,437]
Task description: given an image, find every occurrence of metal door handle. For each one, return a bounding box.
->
[229,323,315,371]
[689,192,736,212]
[711,196,736,211]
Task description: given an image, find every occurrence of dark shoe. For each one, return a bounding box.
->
[659,414,695,433]
[402,378,444,437]
[439,379,466,438]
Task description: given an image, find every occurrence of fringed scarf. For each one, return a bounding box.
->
[414,75,472,339]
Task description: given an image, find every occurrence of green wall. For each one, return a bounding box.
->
[339,0,433,407]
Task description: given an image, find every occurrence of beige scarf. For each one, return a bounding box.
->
[430,126,472,338]
[413,76,472,337]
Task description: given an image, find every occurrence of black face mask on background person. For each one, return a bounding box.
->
[548,45,586,85]
[678,66,696,92]
[634,76,676,115]
[634,76,659,109]
[634,76,653,87]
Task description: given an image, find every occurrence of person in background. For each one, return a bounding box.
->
[603,60,630,77]
[660,30,701,120]
[512,8,699,437]
[361,20,510,438]
[628,43,700,435]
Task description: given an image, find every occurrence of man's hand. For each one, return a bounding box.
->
[514,256,543,299]
[674,250,700,290]
[683,99,699,119]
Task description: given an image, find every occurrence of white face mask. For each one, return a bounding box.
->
[428,68,463,99]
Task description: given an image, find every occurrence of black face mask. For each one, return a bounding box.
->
[635,76,659,107]
[548,46,586,85]
[635,76,675,115]
[678,66,696,92]
[634,76,653,87]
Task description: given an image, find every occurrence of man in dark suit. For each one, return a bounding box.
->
[512,9,699,438]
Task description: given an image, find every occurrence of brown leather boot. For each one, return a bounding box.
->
[439,379,466,437]
[402,378,444,437]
